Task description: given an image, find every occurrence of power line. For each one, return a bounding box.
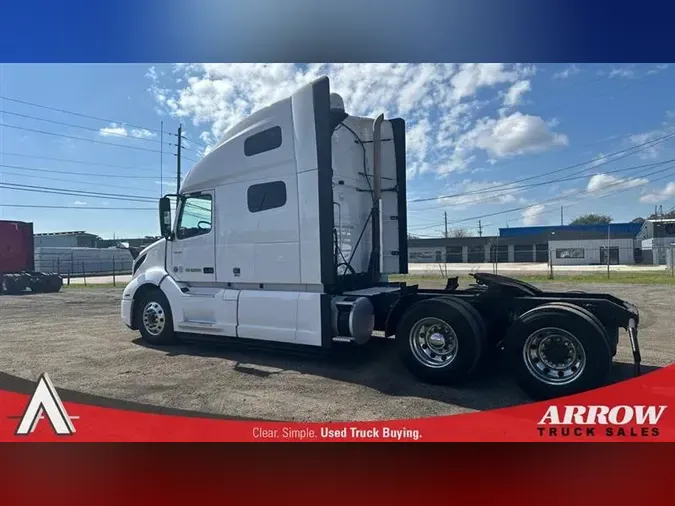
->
[0,170,157,193]
[443,163,675,227]
[0,109,177,147]
[493,169,675,229]
[0,123,165,154]
[413,168,675,237]
[0,151,167,172]
[181,135,208,148]
[0,163,173,180]
[410,129,675,205]
[411,162,675,231]
[0,94,175,137]
[410,157,675,213]
[181,154,200,164]
[0,182,156,202]
[0,204,155,211]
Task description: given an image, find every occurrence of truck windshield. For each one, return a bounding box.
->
[176,194,212,240]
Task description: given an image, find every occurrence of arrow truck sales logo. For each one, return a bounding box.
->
[13,373,77,436]
[537,405,667,438]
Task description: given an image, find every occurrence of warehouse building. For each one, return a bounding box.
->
[34,231,101,248]
[636,218,675,265]
[408,236,548,264]
[408,222,645,266]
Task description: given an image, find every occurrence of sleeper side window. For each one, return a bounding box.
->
[244,126,282,156]
[176,194,212,240]
[247,181,287,213]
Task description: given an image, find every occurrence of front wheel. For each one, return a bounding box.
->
[136,289,176,345]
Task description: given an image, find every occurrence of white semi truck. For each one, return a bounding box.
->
[121,76,642,400]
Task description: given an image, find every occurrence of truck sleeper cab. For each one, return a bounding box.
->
[121,77,642,401]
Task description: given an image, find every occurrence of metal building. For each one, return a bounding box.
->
[408,222,644,266]
[34,231,101,248]
[636,218,675,265]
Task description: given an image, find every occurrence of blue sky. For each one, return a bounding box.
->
[1,63,674,239]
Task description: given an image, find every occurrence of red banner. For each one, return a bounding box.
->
[1,363,674,442]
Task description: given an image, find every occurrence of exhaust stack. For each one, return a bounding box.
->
[370,114,385,281]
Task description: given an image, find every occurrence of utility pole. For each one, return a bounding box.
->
[478,220,483,237]
[176,124,182,195]
[444,211,448,238]
[160,120,164,197]
[607,223,611,279]
[560,206,564,226]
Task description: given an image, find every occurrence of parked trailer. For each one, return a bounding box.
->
[0,220,63,295]
[120,77,641,400]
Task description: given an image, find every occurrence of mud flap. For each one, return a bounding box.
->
[628,318,641,377]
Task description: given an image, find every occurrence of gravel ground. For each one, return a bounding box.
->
[1,283,673,421]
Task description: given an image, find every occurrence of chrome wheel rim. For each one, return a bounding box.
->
[409,317,458,368]
[142,301,166,336]
[523,327,586,385]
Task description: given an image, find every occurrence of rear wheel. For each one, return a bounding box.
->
[504,304,612,400]
[136,289,176,345]
[397,297,484,385]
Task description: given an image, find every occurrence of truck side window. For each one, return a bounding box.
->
[176,194,212,240]
[247,181,287,213]
[244,126,282,156]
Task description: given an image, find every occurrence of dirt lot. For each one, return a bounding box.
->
[1,283,673,422]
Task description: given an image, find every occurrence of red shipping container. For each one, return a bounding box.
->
[0,220,34,274]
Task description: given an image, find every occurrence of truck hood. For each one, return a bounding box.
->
[135,238,165,260]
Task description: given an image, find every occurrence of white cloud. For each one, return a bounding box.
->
[553,65,580,79]
[522,204,546,225]
[99,123,156,139]
[473,112,568,158]
[503,80,531,107]
[608,67,636,79]
[450,63,531,102]
[647,64,671,75]
[130,128,156,139]
[148,63,563,179]
[155,179,178,187]
[73,201,87,206]
[99,123,127,137]
[625,127,674,160]
[639,182,675,203]
[587,173,648,193]
[430,180,524,210]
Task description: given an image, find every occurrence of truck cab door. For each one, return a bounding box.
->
[168,191,216,283]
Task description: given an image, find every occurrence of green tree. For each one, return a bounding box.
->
[569,214,613,225]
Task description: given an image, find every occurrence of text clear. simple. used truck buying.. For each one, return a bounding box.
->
[120,77,642,400]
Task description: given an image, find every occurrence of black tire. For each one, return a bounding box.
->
[503,304,612,400]
[435,295,489,368]
[436,296,487,341]
[46,275,63,293]
[396,297,484,385]
[136,289,176,345]
[2,276,19,295]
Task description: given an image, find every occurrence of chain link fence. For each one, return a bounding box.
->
[410,244,675,280]
[34,247,133,286]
